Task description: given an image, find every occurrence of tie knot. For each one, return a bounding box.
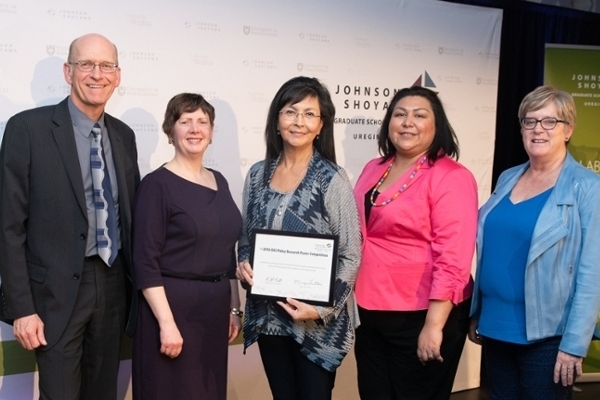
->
[91,124,102,139]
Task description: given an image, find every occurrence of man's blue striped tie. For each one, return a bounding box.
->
[90,123,118,266]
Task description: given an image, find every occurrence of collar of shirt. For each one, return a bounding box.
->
[67,96,106,139]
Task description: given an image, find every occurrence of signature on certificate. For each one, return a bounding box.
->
[293,279,322,287]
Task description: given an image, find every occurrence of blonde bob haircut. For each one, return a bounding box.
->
[518,85,577,128]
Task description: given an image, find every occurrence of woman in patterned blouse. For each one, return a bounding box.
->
[236,76,361,400]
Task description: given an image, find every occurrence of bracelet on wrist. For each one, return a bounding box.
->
[230,307,243,318]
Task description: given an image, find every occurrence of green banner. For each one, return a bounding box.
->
[545,44,600,374]
[545,44,600,173]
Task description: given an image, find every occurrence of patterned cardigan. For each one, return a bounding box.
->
[238,151,362,372]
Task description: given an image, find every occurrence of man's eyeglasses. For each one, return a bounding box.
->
[520,117,568,130]
[279,109,321,123]
[68,60,118,73]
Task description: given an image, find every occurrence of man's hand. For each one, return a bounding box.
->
[13,314,47,350]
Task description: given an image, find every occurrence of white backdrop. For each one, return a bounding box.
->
[0,0,502,398]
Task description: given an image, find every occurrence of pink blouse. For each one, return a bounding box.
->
[353,156,478,311]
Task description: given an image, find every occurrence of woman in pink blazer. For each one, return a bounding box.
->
[353,86,478,400]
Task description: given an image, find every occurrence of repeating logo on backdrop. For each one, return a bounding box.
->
[44,44,68,57]
[299,33,330,43]
[128,51,158,61]
[438,46,463,56]
[242,25,277,37]
[243,60,275,70]
[47,8,90,20]
[184,21,220,31]
[116,86,158,97]
[191,53,214,67]
[127,14,151,26]
[476,77,498,86]
[0,4,17,14]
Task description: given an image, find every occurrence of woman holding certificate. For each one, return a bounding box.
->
[236,76,361,400]
[352,86,478,399]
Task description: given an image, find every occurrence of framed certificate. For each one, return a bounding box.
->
[248,229,339,306]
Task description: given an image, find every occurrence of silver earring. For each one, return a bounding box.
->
[168,137,173,145]
[277,131,281,135]
[209,139,213,144]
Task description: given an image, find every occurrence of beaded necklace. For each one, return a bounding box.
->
[370,155,427,207]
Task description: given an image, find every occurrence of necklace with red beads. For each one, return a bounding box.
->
[369,155,427,207]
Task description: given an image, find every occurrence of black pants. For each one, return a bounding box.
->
[35,254,126,400]
[257,334,336,400]
[355,299,471,400]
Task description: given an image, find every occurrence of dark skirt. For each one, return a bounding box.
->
[132,276,231,400]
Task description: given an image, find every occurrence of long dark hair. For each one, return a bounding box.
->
[264,76,336,169]
[377,86,459,164]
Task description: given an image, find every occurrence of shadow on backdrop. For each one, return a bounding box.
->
[30,56,67,108]
[339,114,380,185]
[205,99,244,208]
[120,108,160,178]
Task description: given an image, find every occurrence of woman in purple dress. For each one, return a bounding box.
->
[132,93,243,400]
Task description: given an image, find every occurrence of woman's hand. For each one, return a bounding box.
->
[554,350,583,386]
[417,324,444,364]
[417,300,452,364]
[277,297,320,321]
[228,314,242,343]
[228,279,242,343]
[141,286,183,359]
[467,319,483,345]
[159,320,183,359]
[235,260,254,286]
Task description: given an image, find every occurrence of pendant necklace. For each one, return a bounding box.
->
[370,155,427,207]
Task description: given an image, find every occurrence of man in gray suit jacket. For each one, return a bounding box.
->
[0,33,140,400]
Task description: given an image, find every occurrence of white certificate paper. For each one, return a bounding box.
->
[249,229,338,306]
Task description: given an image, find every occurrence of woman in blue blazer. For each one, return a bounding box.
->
[469,86,600,400]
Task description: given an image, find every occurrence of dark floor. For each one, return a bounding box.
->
[450,382,600,400]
